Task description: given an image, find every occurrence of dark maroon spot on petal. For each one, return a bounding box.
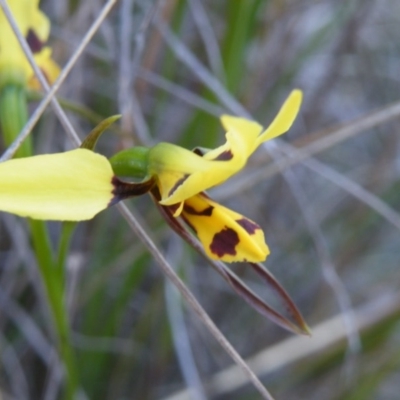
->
[214,150,233,161]
[183,204,213,216]
[26,29,44,53]
[109,176,155,206]
[181,214,197,234]
[210,227,239,257]
[236,218,260,235]
[168,174,189,196]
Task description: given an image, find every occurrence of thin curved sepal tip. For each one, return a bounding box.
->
[249,262,311,336]
[216,261,310,336]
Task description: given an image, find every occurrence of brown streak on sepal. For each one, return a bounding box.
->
[26,29,43,53]
[168,174,189,197]
[109,176,155,206]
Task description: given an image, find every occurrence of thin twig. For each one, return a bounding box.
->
[188,0,226,82]
[0,287,60,367]
[296,153,400,230]
[118,0,135,134]
[278,167,360,352]
[153,10,249,118]
[137,68,226,116]
[118,0,157,146]
[0,333,30,400]
[165,236,207,400]
[128,1,159,146]
[42,355,64,400]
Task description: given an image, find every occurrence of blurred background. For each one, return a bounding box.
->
[1,0,400,399]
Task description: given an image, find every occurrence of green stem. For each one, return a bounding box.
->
[57,222,77,282]
[30,219,78,399]
[0,84,31,157]
[0,84,78,399]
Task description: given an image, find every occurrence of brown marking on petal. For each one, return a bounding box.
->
[26,29,44,53]
[109,176,155,206]
[210,227,239,257]
[183,204,213,216]
[168,174,189,197]
[214,150,233,161]
[236,218,261,235]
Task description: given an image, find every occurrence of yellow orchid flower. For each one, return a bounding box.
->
[148,89,302,212]
[0,117,309,334]
[0,90,301,262]
[0,0,60,89]
[0,147,268,262]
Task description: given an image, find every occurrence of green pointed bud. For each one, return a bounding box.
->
[80,115,121,150]
[109,147,150,180]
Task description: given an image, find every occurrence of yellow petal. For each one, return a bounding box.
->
[219,89,303,156]
[180,194,270,263]
[256,89,303,147]
[0,149,114,221]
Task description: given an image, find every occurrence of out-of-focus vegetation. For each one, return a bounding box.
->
[1,0,400,399]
